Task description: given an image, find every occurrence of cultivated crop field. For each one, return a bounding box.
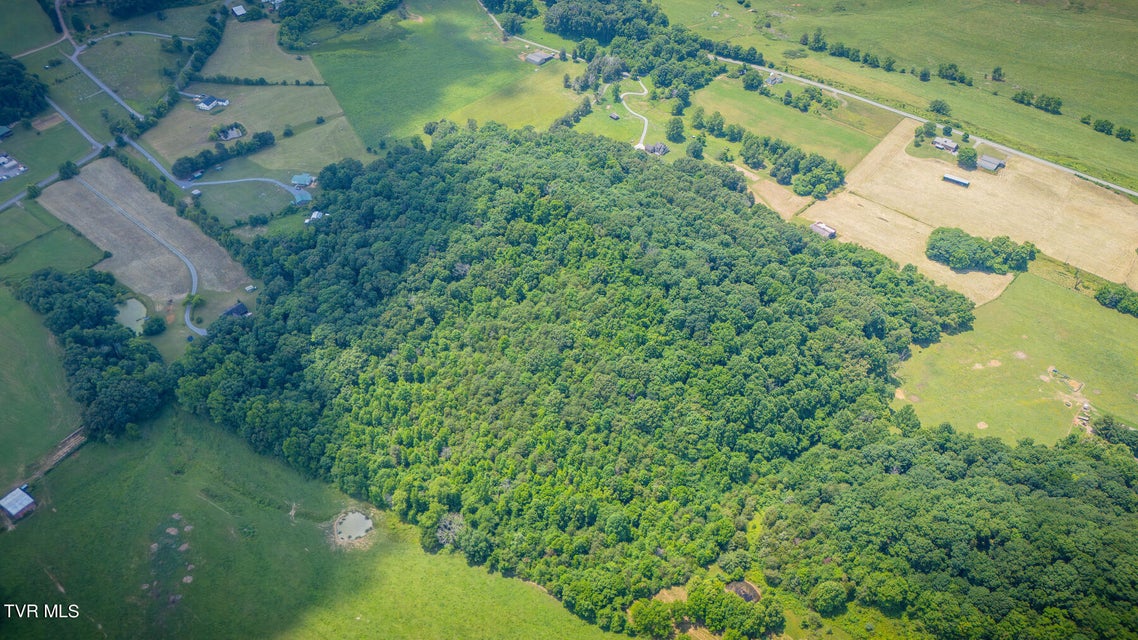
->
[80,35,186,110]
[0,286,81,490]
[0,411,618,640]
[807,119,1138,300]
[312,0,579,144]
[36,159,250,302]
[200,19,324,85]
[693,77,897,170]
[3,0,60,56]
[142,83,366,173]
[657,0,1138,189]
[896,273,1138,445]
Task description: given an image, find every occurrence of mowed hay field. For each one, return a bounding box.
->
[36,159,250,301]
[80,35,187,110]
[0,286,81,490]
[896,274,1138,445]
[142,83,366,174]
[200,19,324,85]
[0,411,618,640]
[808,119,1138,301]
[19,45,132,138]
[312,0,580,144]
[3,0,60,56]
[657,0,1138,189]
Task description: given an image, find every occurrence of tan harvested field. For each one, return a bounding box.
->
[36,159,250,301]
[733,164,813,220]
[806,120,1138,303]
[31,112,64,131]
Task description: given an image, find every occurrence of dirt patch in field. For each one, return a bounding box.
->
[810,119,1138,298]
[38,159,251,300]
[1014,351,1028,359]
[331,510,376,549]
[894,388,906,400]
[988,359,1002,367]
[977,421,989,430]
[32,113,64,131]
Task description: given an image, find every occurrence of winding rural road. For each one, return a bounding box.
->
[76,177,208,336]
[619,79,651,149]
[711,55,1138,199]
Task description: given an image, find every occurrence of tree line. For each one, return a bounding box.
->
[0,52,49,125]
[925,227,1037,274]
[277,0,400,50]
[170,131,276,179]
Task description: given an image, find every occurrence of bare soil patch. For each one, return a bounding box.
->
[977,421,989,430]
[32,113,64,131]
[725,580,760,602]
[39,159,251,300]
[813,119,1138,297]
[1014,351,1028,359]
[988,359,1002,367]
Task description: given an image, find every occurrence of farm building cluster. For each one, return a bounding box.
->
[933,137,959,153]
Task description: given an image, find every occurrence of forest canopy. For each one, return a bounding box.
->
[0,52,48,124]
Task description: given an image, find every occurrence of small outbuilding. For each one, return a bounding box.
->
[291,173,314,187]
[1,487,36,521]
[232,5,246,16]
[943,173,971,187]
[609,112,620,120]
[978,155,1006,172]
[221,301,251,318]
[525,51,554,65]
[766,73,783,86]
[645,142,670,156]
[810,221,837,239]
[0,125,12,139]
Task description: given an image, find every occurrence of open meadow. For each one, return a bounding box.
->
[0,121,94,203]
[656,0,1138,189]
[36,159,251,302]
[200,19,324,85]
[61,1,213,41]
[79,35,187,111]
[0,199,102,282]
[3,0,60,56]
[806,118,1138,302]
[142,83,366,175]
[0,286,81,490]
[311,0,579,144]
[19,46,131,139]
[196,181,295,227]
[895,273,1138,445]
[692,76,897,170]
[0,411,618,640]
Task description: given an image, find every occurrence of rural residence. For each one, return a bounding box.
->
[196,95,230,111]
[645,142,670,156]
[291,173,314,187]
[810,221,837,239]
[766,73,783,86]
[221,301,252,318]
[304,210,327,224]
[978,155,1006,172]
[525,51,554,65]
[218,127,243,141]
[1,487,35,521]
[933,137,959,153]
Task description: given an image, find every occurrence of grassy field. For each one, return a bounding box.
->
[656,0,1138,189]
[0,225,103,282]
[19,45,130,140]
[3,0,60,56]
[0,286,81,490]
[61,2,213,41]
[196,181,296,227]
[693,76,896,169]
[0,410,618,640]
[0,200,62,254]
[0,123,94,202]
[311,0,579,144]
[200,19,324,85]
[142,83,367,174]
[895,273,1138,445]
[79,35,186,110]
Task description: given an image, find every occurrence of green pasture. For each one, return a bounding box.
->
[657,0,1138,189]
[694,77,893,169]
[142,83,366,173]
[3,0,61,57]
[200,19,324,85]
[896,273,1138,445]
[79,35,186,110]
[0,410,617,640]
[0,225,103,281]
[311,0,578,144]
[61,2,212,41]
[0,201,62,253]
[196,181,295,228]
[0,286,81,490]
[20,46,130,139]
[0,123,93,202]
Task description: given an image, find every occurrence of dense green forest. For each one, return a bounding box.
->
[16,269,173,439]
[0,52,49,125]
[171,125,1138,638]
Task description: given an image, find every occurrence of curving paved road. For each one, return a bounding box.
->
[711,55,1138,199]
[77,177,208,336]
[619,79,651,149]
